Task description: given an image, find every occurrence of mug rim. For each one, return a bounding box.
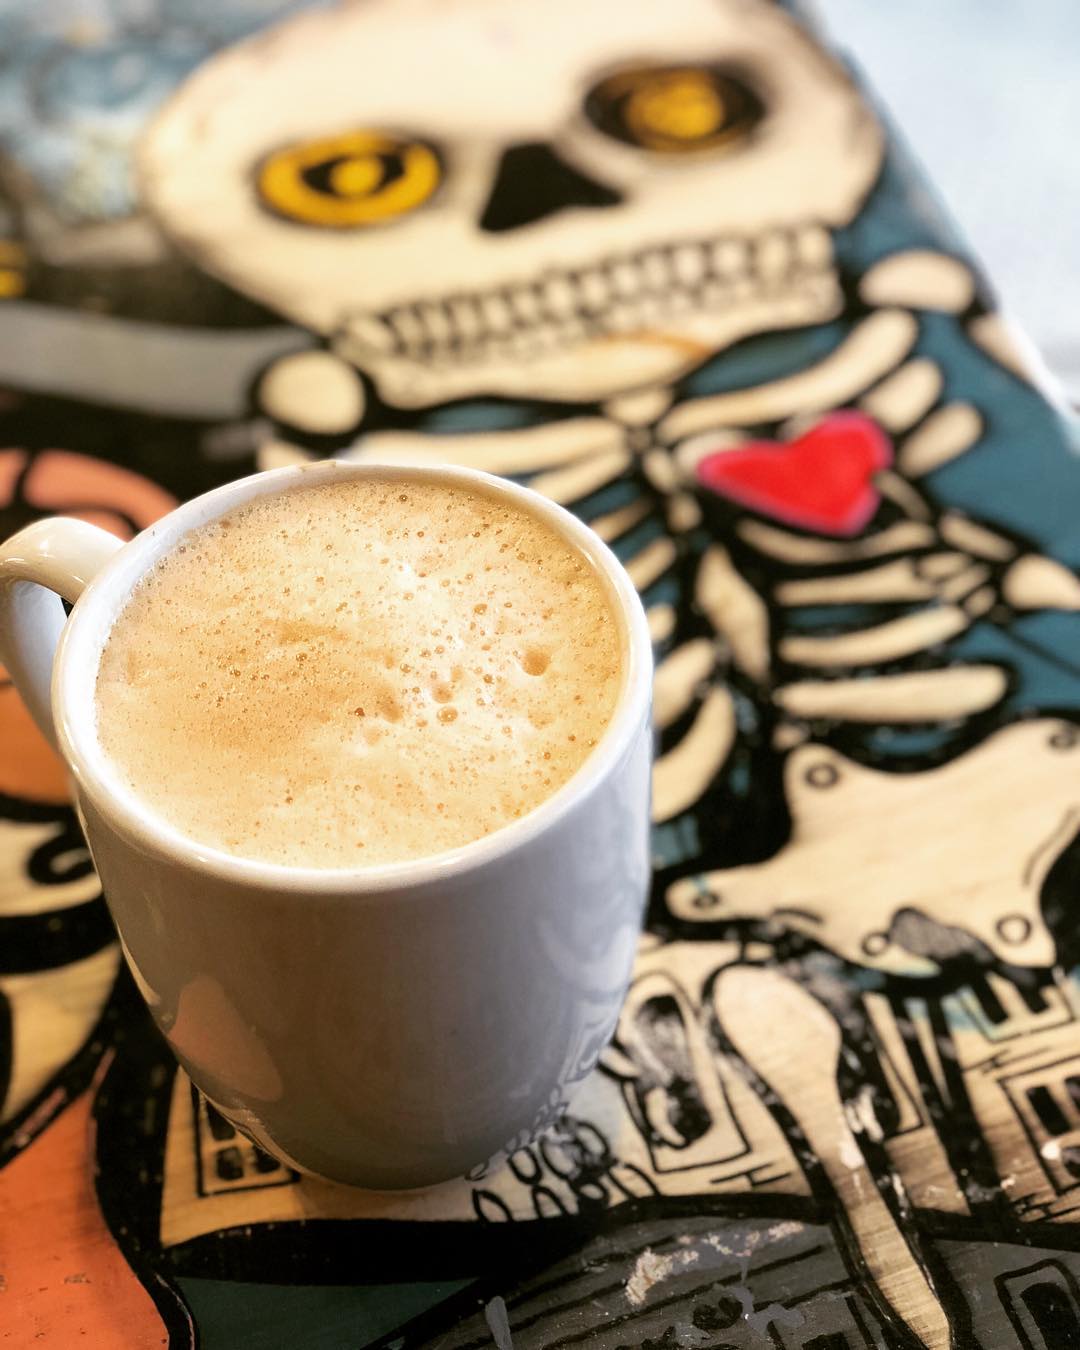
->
[54,459,653,894]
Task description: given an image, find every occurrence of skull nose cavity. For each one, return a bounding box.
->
[479,141,622,233]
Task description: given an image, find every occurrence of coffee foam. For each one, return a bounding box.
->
[94,476,622,867]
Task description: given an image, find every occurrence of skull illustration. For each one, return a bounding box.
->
[138,0,883,408]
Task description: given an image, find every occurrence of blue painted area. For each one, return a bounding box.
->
[919,325,1080,565]
[836,141,969,273]
[783,603,894,634]
[825,608,1080,759]
[682,319,853,401]
[417,401,553,433]
[0,0,323,221]
[830,129,1080,574]
[640,575,681,611]
[573,476,643,521]
[950,614,1080,714]
[156,0,327,43]
[652,814,701,869]
[857,724,981,761]
[611,516,666,564]
[727,758,750,795]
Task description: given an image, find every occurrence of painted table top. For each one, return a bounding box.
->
[2,3,1080,1348]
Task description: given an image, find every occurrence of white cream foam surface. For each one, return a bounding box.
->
[95,477,621,867]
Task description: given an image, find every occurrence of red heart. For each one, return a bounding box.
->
[695,411,893,537]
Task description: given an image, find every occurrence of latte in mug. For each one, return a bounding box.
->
[94,473,623,868]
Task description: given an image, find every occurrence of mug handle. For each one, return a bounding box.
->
[0,518,124,749]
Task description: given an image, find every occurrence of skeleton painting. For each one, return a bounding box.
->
[4,1,1080,1347]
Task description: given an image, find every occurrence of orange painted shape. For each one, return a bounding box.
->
[0,449,27,504]
[0,683,69,803]
[0,1079,169,1346]
[0,450,179,803]
[23,451,177,532]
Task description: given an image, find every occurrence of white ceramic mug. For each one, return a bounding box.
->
[0,461,652,1188]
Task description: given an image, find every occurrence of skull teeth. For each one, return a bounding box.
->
[710,237,749,277]
[508,286,544,326]
[640,249,674,293]
[541,274,577,321]
[756,230,794,282]
[608,259,640,299]
[797,223,833,270]
[345,222,835,366]
[480,293,514,334]
[576,268,612,314]
[448,295,483,342]
[672,245,705,288]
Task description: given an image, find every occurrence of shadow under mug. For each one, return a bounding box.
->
[0,461,653,1188]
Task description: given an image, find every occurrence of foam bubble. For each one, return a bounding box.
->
[95,477,622,867]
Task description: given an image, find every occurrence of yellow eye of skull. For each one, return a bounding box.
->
[628,73,726,143]
[257,131,441,228]
[585,65,763,154]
